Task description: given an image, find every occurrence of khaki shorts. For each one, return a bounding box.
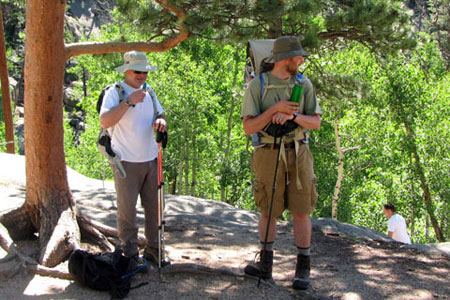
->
[251,143,318,217]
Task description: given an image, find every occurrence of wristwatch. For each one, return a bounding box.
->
[122,97,134,107]
[292,112,298,121]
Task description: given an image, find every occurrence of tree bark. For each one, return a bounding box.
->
[332,118,344,220]
[23,0,79,267]
[0,205,34,240]
[0,3,15,154]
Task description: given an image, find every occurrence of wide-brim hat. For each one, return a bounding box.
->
[115,51,157,73]
[265,36,310,63]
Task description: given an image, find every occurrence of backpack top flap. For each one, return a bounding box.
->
[247,39,275,76]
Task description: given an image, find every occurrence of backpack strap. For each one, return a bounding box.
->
[97,82,128,179]
[115,83,126,102]
[259,72,265,100]
[143,84,159,123]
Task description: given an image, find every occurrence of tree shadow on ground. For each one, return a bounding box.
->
[1,182,449,299]
[275,222,449,299]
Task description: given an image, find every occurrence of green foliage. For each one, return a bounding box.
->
[113,0,415,53]
[63,50,123,179]
[0,0,442,244]
[1,0,26,49]
[64,31,252,205]
[323,0,416,52]
[58,7,447,242]
[310,39,448,243]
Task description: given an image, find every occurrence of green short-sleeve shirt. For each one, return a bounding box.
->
[241,72,321,118]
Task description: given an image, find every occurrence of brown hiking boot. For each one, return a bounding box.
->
[292,254,310,290]
[143,247,171,267]
[244,250,273,279]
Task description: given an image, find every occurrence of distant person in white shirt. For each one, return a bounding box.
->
[383,203,412,244]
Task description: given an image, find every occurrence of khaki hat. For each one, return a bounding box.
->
[265,36,310,63]
[115,51,157,73]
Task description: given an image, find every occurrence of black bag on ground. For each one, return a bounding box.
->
[68,249,146,299]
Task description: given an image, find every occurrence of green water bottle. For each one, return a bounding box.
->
[290,84,304,103]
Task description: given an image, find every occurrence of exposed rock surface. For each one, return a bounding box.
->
[0,153,449,299]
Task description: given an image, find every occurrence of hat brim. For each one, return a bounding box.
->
[265,49,310,63]
[115,64,157,73]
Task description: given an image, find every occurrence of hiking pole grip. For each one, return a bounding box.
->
[156,130,168,148]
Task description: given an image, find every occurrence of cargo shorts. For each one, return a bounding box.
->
[251,142,318,217]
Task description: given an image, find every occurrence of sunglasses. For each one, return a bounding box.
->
[133,70,148,75]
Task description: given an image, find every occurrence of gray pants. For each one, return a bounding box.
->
[114,159,158,257]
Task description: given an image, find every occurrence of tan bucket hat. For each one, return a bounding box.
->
[115,51,157,73]
[265,36,310,63]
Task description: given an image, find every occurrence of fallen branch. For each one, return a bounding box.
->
[0,222,37,265]
[77,213,146,247]
[161,263,274,287]
[162,262,242,276]
[77,216,115,252]
[0,221,72,280]
[27,264,73,280]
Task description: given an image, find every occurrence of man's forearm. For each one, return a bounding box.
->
[243,107,277,135]
[294,114,321,130]
[100,101,129,129]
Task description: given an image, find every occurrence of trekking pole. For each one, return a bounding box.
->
[258,126,283,288]
[156,130,168,276]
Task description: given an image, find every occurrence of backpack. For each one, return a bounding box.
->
[245,40,307,144]
[68,249,148,299]
[245,39,275,85]
[96,82,159,178]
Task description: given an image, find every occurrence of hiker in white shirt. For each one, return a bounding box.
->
[100,51,170,268]
[383,203,412,244]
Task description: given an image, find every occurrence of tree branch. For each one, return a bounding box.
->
[65,31,189,59]
[65,0,190,59]
[161,263,274,287]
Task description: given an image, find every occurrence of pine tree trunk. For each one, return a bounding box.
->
[23,0,79,267]
[332,119,344,220]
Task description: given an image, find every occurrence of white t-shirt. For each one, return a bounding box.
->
[388,214,411,244]
[99,82,164,162]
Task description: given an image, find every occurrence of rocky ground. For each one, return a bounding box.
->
[0,153,449,299]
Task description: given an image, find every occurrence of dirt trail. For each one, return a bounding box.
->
[0,153,448,299]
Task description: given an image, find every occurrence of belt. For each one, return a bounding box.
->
[265,141,296,149]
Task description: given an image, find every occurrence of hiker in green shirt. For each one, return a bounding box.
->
[241,36,321,290]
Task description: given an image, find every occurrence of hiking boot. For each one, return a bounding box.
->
[292,254,310,290]
[128,255,149,274]
[143,247,171,267]
[244,250,273,279]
